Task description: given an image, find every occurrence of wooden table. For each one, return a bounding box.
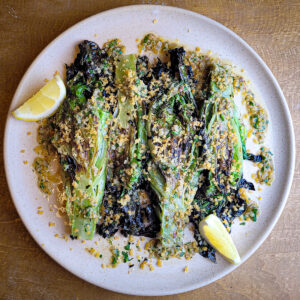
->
[1,1,299,299]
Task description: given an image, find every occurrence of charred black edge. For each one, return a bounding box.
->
[238,177,255,191]
[245,153,263,162]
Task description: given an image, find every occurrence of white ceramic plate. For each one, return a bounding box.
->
[4,5,295,296]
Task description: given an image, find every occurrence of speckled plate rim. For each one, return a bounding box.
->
[4,5,296,296]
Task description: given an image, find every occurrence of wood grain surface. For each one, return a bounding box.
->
[0,1,299,299]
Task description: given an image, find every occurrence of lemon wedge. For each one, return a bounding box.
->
[12,75,66,121]
[199,214,241,265]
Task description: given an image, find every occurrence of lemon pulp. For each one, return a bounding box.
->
[12,75,66,121]
[199,214,241,264]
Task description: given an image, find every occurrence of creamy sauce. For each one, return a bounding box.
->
[253,147,274,185]
[33,124,61,195]
[33,157,52,195]
[144,238,199,261]
[233,76,269,143]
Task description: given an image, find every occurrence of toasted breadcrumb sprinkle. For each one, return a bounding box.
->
[157,259,163,267]
[140,260,147,270]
